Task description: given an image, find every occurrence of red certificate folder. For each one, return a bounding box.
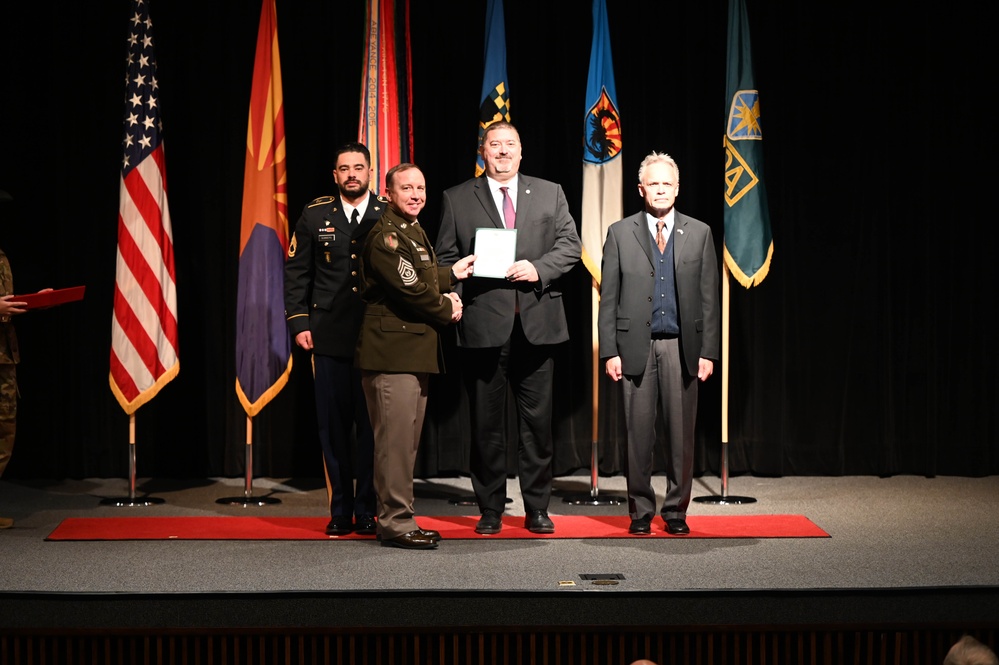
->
[11,285,86,310]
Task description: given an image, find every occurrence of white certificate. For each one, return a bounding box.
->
[473,227,518,279]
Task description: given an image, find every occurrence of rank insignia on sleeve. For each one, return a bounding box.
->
[397,257,417,286]
[288,233,297,258]
[383,232,399,251]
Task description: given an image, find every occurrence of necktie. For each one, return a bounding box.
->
[350,208,359,225]
[500,186,516,229]
[656,220,667,253]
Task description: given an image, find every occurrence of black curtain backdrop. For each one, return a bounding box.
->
[0,1,994,481]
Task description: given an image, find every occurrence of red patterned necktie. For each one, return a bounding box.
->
[656,220,666,253]
[500,186,516,229]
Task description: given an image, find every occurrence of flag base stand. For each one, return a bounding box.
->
[448,496,512,507]
[693,442,756,505]
[100,496,165,507]
[693,494,756,505]
[216,416,282,506]
[562,491,624,507]
[562,440,625,506]
[216,495,282,507]
[101,434,165,507]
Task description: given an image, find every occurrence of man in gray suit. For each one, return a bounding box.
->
[435,121,581,534]
[598,151,720,536]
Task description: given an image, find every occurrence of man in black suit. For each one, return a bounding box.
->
[435,121,581,534]
[284,143,385,536]
[598,151,720,536]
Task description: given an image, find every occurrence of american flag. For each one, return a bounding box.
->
[109,0,179,415]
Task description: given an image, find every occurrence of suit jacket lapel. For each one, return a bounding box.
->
[514,174,532,228]
[630,213,654,266]
[473,177,504,229]
[672,212,688,268]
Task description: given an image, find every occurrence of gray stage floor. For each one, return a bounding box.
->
[3,473,998,597]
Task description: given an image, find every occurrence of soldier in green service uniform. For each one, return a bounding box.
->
[355,163,475,550]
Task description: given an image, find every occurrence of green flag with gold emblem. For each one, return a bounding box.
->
[723,0,772,288]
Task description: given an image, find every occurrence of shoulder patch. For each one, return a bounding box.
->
[288,233,298,258]
[308,195,335,208]
[383,231,399,251]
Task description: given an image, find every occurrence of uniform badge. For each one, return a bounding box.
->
[288,233,297,258]
[307,195,334,208]
[397,257,418,286]
[383,232,399,251]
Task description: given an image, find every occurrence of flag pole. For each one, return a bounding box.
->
[564,281,624,505]
[694,262,755,505]
[100,414,164,506]
[217,415,280,506]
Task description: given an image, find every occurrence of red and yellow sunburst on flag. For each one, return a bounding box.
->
[235,0,292,417]
[584,88,621,164]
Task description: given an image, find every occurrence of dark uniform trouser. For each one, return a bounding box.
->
[361,370,428,539]
[0,364,15,477]
[621,336,698,521]
[313,355,375,520]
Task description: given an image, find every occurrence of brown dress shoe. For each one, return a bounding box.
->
[381,530,438,550]
[417,529,441,542]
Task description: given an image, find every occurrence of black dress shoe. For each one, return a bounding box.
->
[475,510,503,534]
[418,529,441,542]
[525,510,555,534]
[325,517,353,536]
[380,530,438,550]
[354,516,377,535]
[664,518,690,535]
[628,517,652,535]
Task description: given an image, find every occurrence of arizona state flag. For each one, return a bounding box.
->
[723,0,773,287]
[235,0,292,417]
[580,0,622,285]
[475,0,510,176]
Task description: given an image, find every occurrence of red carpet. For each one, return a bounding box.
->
[45,514,828,541]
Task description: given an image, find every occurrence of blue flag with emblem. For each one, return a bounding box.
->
[475,0,510,177]
[723,0,773,288]
[580,0,622,286]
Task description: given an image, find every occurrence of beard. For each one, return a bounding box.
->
[338,178,369,198]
